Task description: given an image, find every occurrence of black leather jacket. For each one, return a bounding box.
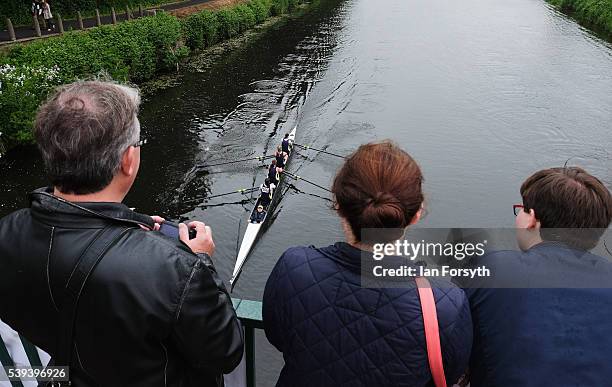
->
[0,188,243,386]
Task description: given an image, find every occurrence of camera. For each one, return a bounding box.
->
[159,221,197,240]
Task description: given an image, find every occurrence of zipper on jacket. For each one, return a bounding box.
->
[46,226,59,312]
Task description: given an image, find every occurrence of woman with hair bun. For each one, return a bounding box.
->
[263,141,472,387]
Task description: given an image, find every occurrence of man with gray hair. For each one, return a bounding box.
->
[0,80,243,386]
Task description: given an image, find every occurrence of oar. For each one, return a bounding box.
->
[197,154,274,168]
[281,171,332,193]
[230,217,244,293]
[286,183,333,203]
[292,143,346,159]
[205,187,259,200]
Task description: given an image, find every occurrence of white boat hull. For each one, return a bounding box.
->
[229,127,297,286]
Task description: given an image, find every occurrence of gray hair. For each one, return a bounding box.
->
[34,80,141,194]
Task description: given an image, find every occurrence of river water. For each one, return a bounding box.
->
[1,0,611,383]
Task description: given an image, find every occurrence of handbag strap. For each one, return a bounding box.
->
[54,226,130,369]
[0,334,24,387]
[19,334,42,367]
[415,277,447,387]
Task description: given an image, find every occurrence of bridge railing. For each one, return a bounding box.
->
[230,298,265,387]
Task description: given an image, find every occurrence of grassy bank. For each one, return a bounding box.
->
[0,0,305,150]
[548,0,612,38]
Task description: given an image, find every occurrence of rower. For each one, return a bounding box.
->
[251,205,266,223]
[275,145,288,173]
[281,133,292,154]
[268,159,279,185]
[259,178,275,208]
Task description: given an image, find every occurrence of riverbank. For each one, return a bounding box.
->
[548,0,612,39]
[0,0,310,154]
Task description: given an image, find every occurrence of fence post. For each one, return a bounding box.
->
[33,15,42,37]
[126,6,132,21]
[57,14,64,34]
[95,9,102,26]
[6,18,16,41]
[111,7,117,24]
[77,11,84,30]
[139,5,144,17]
[245,327,255,387]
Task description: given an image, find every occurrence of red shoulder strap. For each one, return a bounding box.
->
[415,277,447,387]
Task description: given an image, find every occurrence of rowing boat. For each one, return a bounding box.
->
[229,126,297,287]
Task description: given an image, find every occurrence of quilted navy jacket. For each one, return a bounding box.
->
[464,242,612,387]
[263,242,472,387]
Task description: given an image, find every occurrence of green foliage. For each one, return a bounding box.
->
[0,0,177,29]
[548,0,612,37]
[0,64,64,144]
[0,0,309,150]
[216,8,241,39]
[2,13,184,82]
[271,0,298,16]
[248,0,270,24]
[181,10,219,50]
[0,12,186,147]
[234,4,257,33]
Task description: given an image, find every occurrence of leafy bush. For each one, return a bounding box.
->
[548,0,612,37]
[0,12,186,146]
[182,13,206,50]
[234,4,257,33]
[2,13,184,82]
[248,0,270,24]
[0,0,178,29]
[0,64,64,144]
[200,10,221,47]
[216,8,241,39]
[0,0,309,150]
[182,10,220,50]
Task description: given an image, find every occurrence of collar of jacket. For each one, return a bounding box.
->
[28,187,155,229]
[318,242,424,274]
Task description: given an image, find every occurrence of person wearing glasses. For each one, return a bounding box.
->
[0,80,243,386]
[463,167,612,386]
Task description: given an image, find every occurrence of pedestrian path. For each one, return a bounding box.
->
[0,0,214,42]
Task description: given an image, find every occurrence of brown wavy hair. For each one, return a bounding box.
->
[332,141,423,243]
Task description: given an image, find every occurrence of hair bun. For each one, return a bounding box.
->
[331,141,424,244]
[371,192,397,206]
[361,192,406,229]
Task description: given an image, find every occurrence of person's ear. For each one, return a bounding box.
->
[526,208,540,229]
[120,146,138,177]
[409,208,423,225]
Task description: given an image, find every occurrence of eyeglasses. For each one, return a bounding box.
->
[133,138,148,148]
[513,204,525,216]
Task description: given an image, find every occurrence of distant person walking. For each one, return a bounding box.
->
[31,0,43,30]
[263,141,472,386]
[42,0,55,32]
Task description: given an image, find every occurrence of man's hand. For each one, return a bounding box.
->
[151,216,165,231]
[140,215,165,231]
[180,221,215,256]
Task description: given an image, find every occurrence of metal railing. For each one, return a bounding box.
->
[231,298,264,387]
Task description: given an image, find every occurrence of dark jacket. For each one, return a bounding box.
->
[263,243,472,387]
[465,242,612,387]
[0,188,243,386]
